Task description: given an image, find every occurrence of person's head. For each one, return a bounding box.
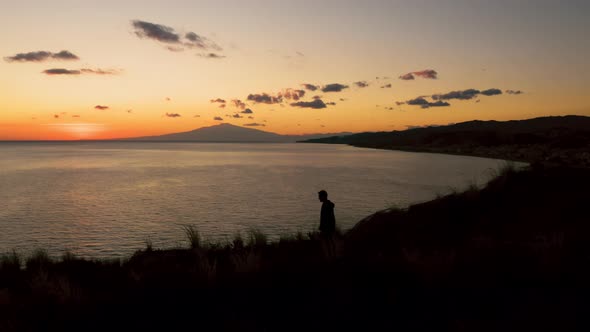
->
[318,190,328,202]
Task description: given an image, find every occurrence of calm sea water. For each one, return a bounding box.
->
[0,142,512,259]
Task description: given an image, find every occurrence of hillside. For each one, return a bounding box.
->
[303,115,590,166]
[2,164,589,330]
[121,123,352,143]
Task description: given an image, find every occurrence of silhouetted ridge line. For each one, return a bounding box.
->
[302,115,590,166]
[118,123,352,142]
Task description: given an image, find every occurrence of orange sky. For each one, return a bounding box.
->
[1,0,589,140]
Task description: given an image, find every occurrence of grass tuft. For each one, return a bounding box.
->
[183,225,201,249]
[247,228,267,248]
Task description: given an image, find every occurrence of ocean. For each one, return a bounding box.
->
[0,142,513,258]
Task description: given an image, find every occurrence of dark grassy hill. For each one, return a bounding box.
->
[303,115,590,166]
[1,164,589,330]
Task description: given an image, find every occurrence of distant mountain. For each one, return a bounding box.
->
[120,123,352,143]
[302,115,590,166]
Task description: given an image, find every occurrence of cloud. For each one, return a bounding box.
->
[232,113,243,118]
[197,53,226,59]
[132,20,180,44]
[52,50,79,61]
[248,116,254,119]
[132,20,222,55]
[79,68,121,75]
[210,98,226,104]
[432,89,480,100]
[214,116,223,121]
[279,88,305,101]
[406,97,429,106]
[353,81,369,88]
[399,69,438,80]
[4,50,79,63]
[321,83,349,93]
[427,100,451,107]
[399,73,415,80]
[194,114,200,117]
[247,93,282,104]
[94,105,109,110]
[395,101,405,106]
[506,89,524,95]
[165,113,181,117]
[54,114,59,119]
[244,123,265,127]
[480,88,502,96]
[381,84,392,89]
[241,108,254,114]
[72,115,80,118]
[326,102,336,106]
[301,83,319,91]
[42,68,81,75]
[43,68,120,76]
[290,99,327,109]
[406,97,450,109]
[231,99,246,109]
[413,69,438,79]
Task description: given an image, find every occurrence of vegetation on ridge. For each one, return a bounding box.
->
[303,115,590,167]
[1,163,589,331]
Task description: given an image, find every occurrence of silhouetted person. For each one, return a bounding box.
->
[318,190,336,236]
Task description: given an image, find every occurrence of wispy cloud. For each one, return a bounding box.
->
[506,89,524,95]
[210,98,226,104]
[406,97,429,106]
[132,20,180,43]
[42,68,81,75]
[380,83,392,89]
[131,20,223,54]
[241,108,254,114]
[214,116,223,121]
[427,100,451,108]
[279,88,305,101]
[405,97,450,109]
[231,99,246,109]
[399,69,438,80]
[4,50,79,63]
[432,89,480,100]
[197,53,226,59]
[321,83,349,93]
[165,113,181,117]
[480,88,502,96]
[247,93,282,104]
[79,68,121,75]
[94,105,109,110]
[353,81,369,88]
[301,83,319,91]
[43,68,120,76]
[290,99,327,109]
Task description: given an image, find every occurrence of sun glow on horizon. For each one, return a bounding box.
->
[1,1,589,140]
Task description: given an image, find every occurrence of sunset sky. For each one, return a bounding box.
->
[1,0,589,140]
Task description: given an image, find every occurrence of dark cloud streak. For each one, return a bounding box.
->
[290,99,327,109]
[321,83,348,93]
[4,50,79,63]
